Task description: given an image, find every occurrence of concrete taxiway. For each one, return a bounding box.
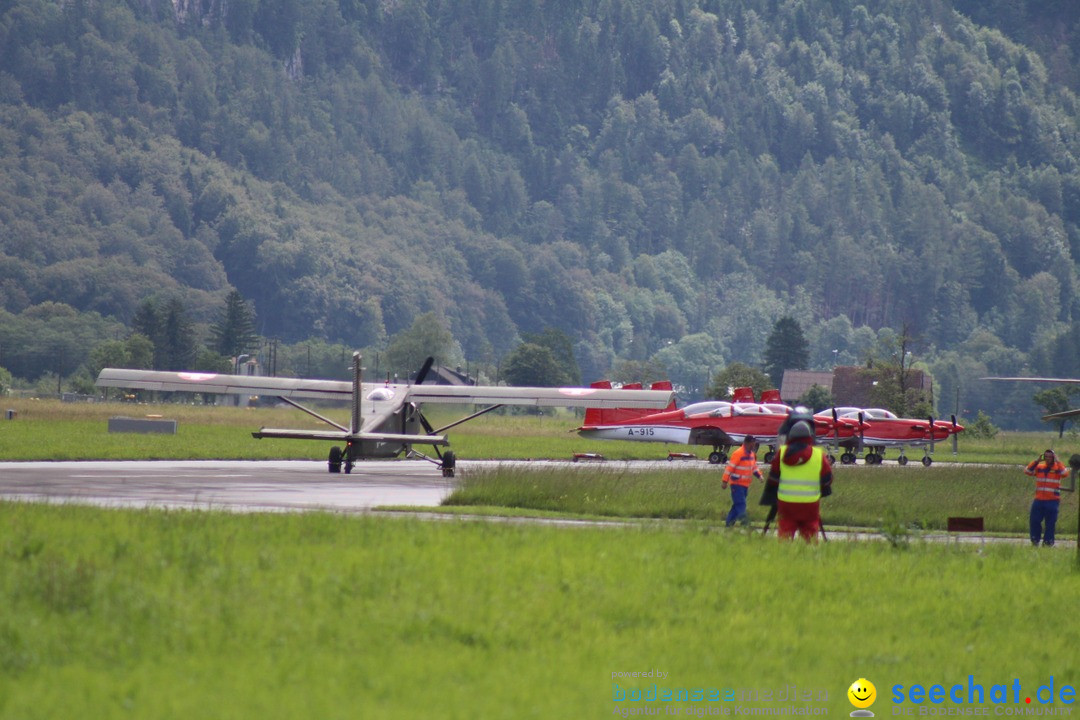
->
[0,459,457,513]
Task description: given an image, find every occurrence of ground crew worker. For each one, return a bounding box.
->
[759,406,815,530]
[722,435,762,527]
[1025,449,1068,547]
[764,420,832,542]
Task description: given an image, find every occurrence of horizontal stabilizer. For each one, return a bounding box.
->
[253,428,448,446]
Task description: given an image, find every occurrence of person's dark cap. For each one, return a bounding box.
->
[743,435,757,444]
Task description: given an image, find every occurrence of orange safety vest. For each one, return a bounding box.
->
[722,445,760,487]
[1025,460,1068,501]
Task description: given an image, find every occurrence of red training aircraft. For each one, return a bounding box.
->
[576,383,866,464]
[817,407,963,466]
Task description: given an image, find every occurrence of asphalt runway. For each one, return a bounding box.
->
[0,459,458,513]
[0,456,975,516]
[3,459,1070,546]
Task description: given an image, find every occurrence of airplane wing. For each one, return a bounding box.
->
[982,376,1080,384]
[96,369,351,400]
[96,369,675,409]
[1041,408,1080,422]
[401,384,674,408]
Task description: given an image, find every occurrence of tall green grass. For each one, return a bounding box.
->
[0,503,1077,719]
[446,464,1080,534]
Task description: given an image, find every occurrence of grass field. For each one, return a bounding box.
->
[3,400,1080,717]
[0,397,1074,464]
[1,503,1078,719]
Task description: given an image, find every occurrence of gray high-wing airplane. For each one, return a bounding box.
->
[982,376,1080,422]
[96,353,675,476]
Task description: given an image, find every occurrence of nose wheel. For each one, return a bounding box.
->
[441,450,456,477]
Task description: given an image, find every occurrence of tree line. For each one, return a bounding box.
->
[2,0,1080,426]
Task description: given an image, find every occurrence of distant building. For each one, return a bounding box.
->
[781,366,932,407]
[779,371,834,405]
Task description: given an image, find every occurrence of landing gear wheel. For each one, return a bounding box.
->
[763,450,775,463]
[344,457,354,474]
[921,456,933,467]
[441,450,457,478]
[897,455,909,466]
[828,454,837,465]
[841,453,856,465]
[708,451,722,465]
[328,446,343,473]
[868,453,883,465]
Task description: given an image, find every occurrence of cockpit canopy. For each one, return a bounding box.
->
[681,401,788,418]
[829,407,898,420]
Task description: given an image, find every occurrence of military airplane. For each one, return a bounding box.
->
[575,383,866,464]
[821,407,963,466]
[96,354,675,476]
[982,376,1080,423]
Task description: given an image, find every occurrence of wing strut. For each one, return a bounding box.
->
[276,396,349,432]
[431,404,505,435]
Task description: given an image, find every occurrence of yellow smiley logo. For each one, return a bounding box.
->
[848,678,877,709]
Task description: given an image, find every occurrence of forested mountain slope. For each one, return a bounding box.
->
[1,0,1079,421]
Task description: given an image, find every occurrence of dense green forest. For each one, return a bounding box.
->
[2,0,1080,426]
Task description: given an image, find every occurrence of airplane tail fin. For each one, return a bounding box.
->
[582,380,676,426]
[732,386,755,403]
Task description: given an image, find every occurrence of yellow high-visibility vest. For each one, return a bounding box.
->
[776,446,824,503]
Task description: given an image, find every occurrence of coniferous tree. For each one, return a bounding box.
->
[763,317,809,387]
[211,290,259,359]
[160,299,198,371]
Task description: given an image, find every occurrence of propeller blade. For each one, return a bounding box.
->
[413,356,435,386]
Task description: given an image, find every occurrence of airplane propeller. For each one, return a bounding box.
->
[413,356,435,386]
[408,357,443,456]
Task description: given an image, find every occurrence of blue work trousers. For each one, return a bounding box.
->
[1030,499,1060,546]
[726,485,749,527]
